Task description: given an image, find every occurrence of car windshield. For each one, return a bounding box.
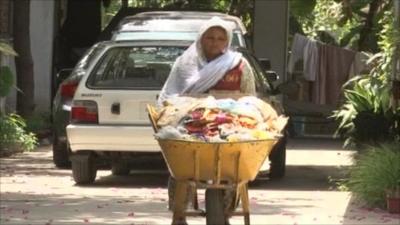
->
[87,46,186,90]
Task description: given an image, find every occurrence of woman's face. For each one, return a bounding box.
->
[200,26,228,61]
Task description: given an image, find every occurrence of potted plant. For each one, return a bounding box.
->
[386,186,400,214]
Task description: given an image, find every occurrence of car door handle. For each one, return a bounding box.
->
[111,102,120,114]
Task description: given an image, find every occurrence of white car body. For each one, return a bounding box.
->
[66,41,190,153]
[67,92,159,152]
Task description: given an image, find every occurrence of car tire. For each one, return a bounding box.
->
[71,152,97,184]
[111,161,130,176]
[205,188,226,225]
[52,134,71,168]
[268,135,287,179]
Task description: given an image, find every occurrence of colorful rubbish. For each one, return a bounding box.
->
[155,96,288,142]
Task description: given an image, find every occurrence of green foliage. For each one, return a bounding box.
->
[0,113,38,152]
[25,112,51,134]
[343,142,400,207]
[290,0,392,51]
[331,4,399,148]
[332,75,399,147]
[0,41,17,99]
[296,0,346,41]
[290,0,316,18]
[0,66,14,97]
[0,41,17,56]
[369,9,400,80]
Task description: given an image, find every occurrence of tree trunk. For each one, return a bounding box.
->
[13,0,34,118]
[357,0,382,51]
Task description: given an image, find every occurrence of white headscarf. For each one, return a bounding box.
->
[158,17,242,106]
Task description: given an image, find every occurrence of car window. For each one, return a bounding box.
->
[87,46,186,90]
[74,43,106,72]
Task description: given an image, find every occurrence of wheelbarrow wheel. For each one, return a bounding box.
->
[206,189,226,225]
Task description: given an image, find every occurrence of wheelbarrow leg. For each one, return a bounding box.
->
[171,181,189,225]
[191,184,199,210]
[240,184,250,225]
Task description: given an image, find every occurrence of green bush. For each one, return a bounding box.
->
[332,76,399,148]
[0,113,38,152]
[25,112,51,135]
[344,142,400,207]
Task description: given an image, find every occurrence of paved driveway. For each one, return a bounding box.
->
[0,138,399,225]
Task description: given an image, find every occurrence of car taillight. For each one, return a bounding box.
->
[71,100,98,124]
[60,81,78,98]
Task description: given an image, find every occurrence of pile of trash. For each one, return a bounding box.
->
[154,96,288,142]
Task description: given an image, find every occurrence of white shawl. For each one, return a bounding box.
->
[158,17,242,106]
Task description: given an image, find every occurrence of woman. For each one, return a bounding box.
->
[160,17,256,225]
[158,17,256,106]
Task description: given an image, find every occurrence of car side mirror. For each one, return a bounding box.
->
[258,58,271,71]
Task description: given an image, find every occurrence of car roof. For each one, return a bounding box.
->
[118,11,247,34]
[99,39,194,47]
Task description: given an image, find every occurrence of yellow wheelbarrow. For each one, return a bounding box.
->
[147,105,277,225]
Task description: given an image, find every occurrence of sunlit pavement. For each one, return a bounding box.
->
[1,138,399,225]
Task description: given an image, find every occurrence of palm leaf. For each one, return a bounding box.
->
[0,42,17,56]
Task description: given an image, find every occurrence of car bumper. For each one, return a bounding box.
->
[66,124,160,152]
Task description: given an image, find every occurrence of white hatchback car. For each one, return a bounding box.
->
[66,40,286,184]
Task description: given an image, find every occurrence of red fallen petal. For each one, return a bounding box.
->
[128,212,134,217]
[83,218,89,223]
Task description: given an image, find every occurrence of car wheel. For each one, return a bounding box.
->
[71,152,97,184]
[111,161,130,176]
[268,135,287,179]
[52,133,71,168]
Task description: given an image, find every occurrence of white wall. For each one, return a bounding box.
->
[6,1,55,113]
[30,0,55,112]
[253,0,289,83]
